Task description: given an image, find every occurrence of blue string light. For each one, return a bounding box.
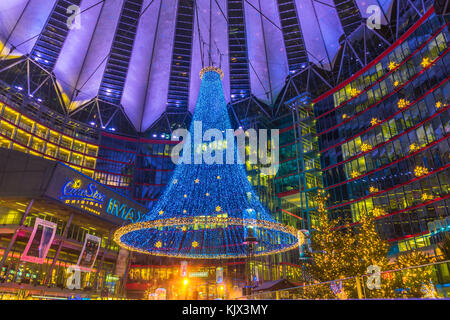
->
[114,68,298,259]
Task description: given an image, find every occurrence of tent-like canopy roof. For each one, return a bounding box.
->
[0,0,397,132]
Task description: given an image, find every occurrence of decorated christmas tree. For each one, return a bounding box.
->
[114,67,298,259]
[308,190,356,282]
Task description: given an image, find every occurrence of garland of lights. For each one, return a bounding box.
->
[199,66,224,80]
[114,217,299,259]
[114,67,299,259]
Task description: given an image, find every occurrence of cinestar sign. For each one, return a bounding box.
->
[60,179,105,204]
[106,198,142,223]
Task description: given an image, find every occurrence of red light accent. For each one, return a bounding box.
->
[315,21,448,120]
[387,230,430,243]
[276,188,301,198]
[320,76,449,153]
[280,209,303,220]
[279,125,295,134]
[312,7,435,104]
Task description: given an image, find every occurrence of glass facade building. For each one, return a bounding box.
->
[313,11,449,254]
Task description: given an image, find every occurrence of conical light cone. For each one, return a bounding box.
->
[114,68,298,259]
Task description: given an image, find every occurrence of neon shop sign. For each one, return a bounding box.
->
[60,179,142,222]
[61,179,105,203]
[60,179,106,216]
[106,199,142,223]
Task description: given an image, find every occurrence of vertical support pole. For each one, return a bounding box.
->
[0,199,34,272]
[44,212,74,286]
[356,276,364,299]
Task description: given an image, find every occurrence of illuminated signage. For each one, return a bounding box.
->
[60,179,105,204]
[60,179,105,216]
[106,199,142,223]
[59,179,143,223]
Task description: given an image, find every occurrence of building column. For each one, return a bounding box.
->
[0,199,34,272]
[119,251,133,297]
[43,212,74,286]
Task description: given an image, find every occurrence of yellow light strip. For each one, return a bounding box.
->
[114,217,299,259]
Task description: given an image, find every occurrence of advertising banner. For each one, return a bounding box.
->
[77,234,101,272]
[21,218,57,264]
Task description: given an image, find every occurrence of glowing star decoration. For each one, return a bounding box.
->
[388,61,398,71]
[435,101,442,110]
[369,186,379,193]
[181,226,187,231]
[217,176,221,180]
[393,80,399,87]
[421,193,433,202]
[361,143,372,153]
[350,88,361,97]
[155,241,162,248]
[158,210,164,215]
[73,179,82,189]
[194,179,199,184]
[414,166,429,177]
[342,114,348,119]
[192,241,199,248]
[183,210,187,213]
[420,57,431,68]
[216,206,221,212]
[184,194,187,198]
[372,207,386,217]
[409,143,420,153]
[350,171,360,178]
[397,99,410,109]
[370,118,379,126]
[205,193,210,197]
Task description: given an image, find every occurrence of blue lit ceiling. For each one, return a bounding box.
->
[0,0,395,132]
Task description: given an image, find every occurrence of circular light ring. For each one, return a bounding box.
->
[114,217,299,259]
[199,66,224,80]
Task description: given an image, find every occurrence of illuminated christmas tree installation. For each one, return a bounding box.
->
[114,67,298,259]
